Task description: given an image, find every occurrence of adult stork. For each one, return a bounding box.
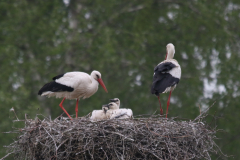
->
[151,43,181,118]
[38,70,108,120]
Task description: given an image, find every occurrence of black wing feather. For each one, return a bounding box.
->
[52,73,65,80]
[151,62,179,95]
[38,81,74,95]
[154,62,176,73]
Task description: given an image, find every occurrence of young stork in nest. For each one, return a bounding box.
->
[38,70,108,120]
[151,43,181,118]
[90,105,109,121]
[106,102,133,119]
[110,98,120,107]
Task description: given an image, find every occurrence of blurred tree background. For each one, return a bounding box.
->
[0,0,240,159]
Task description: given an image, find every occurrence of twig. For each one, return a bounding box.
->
[0,151,14,160]
[10,107,19,121]
[194,101,216,122]
[104,130,134,142]
[198,103,201,115]
[42,126,58,157]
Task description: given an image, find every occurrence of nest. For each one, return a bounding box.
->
[4,111,225,160]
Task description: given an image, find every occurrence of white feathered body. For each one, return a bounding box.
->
[90,108,133,121]
[158,59,181,93]
[107,108,133,119]
[90,110,108,121]
[41,72,99,100]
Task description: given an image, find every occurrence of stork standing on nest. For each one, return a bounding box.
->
[38,70,108,120]
[151,43,181,118]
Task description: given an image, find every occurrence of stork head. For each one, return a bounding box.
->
[110,98,120,107]
[102,104,109,113]
[107,102,119,110]
[91,70,108,93]
[165,43,175,60]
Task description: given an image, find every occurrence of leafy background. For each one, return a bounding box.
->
[0,0,240,159]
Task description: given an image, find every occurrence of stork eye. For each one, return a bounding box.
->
[96,75,99,78]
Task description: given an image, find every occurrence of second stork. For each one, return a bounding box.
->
[151,43,181,118]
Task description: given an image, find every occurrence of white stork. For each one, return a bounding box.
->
[38,70,108,120]
[105,102,133,119]
[151,43,181,118]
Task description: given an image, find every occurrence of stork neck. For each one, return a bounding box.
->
[116,102,120,107]
[166,50,174,60]
[88,76,99,92]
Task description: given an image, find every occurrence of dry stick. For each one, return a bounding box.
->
[151,152,163,160]
[122,137,125,160]
[0,152,14,160]
[194,101,216,122]
[104,130,134,142]
[42,126,58,158]
[36,114,50,120]
[56,139,68,151]
[198,103,201,115]
[10,107,19,121]
[101,147,109,160]
[145,121,167,138]
[209,111,218,128]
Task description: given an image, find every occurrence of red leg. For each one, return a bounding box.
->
[59,97,72,120]
[75,99,79,119]
[166,91,172,118]
[158,95,163,115]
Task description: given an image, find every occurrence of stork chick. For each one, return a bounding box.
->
[106,102,133,119]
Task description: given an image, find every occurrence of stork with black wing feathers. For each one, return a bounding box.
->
[151,43,181,118]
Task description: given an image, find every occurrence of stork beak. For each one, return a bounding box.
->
[103,108,108,113]
[102,104,109,113]
[165,51,168,60]
[110,99,117,102]
[97,78,108,93]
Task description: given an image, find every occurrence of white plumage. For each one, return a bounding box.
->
[38,70,108,120]
[151,43,181,118]
[90,101,133,121]
[105,102,133,119]
[90,105,109,121]
[40,71,107,99]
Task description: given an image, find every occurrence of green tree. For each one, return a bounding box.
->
[0,0,240,159]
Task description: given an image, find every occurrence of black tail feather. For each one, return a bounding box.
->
[38,81,74,95]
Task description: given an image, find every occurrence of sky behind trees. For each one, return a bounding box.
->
[0,0,240,159]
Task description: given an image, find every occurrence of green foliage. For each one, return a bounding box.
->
[0,0,240,159]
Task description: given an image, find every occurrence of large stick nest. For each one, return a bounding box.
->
[4,111,225,160]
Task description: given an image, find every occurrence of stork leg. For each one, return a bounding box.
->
[158,95,163,115]
[75,99,79,119]
[59,97,72,120]
[166,91,172,118]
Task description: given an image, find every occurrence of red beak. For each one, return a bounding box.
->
[165,51,168,60]
[97,78,108,93]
